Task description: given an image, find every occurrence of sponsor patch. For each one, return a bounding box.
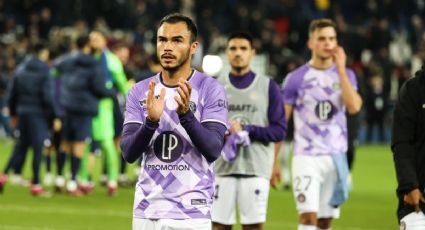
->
[191,199,207,205]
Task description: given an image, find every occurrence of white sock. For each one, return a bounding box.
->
[298,224,316,230]
[317,228,331,230]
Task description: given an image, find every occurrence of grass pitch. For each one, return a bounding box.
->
[0,140,397,229]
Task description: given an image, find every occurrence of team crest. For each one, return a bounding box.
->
[297,193,306,203]
[332,83,340,90]
[189,101,197,112]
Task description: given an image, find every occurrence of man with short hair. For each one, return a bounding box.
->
[282,19,362,230]
[212,32,286,230]
[121,13,228,230]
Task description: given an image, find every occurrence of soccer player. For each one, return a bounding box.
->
[121,13,228,230]
[54,35,114,195]
[79,30,129,195]
[212,32,286,230]
[3,42,60,195]
[392,66,425,229]
[282,19,362,230]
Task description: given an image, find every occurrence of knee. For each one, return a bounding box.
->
[317,218,332,229]
[299,212,317,226]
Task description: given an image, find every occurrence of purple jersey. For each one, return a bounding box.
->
[282,64,358,156]
[124,70,228,219]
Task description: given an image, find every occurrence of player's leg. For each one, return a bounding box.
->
[239,177,270,230]
[279,140,292,190]
[67,114,92,196]
[317,155,339,230]
[292,155,322,229]
[78,143,94,194]
[101,138,119,195]
[29,115,49,195]
[212,176,237,229]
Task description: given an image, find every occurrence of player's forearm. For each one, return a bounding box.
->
[179,111,226,162]
[337,67,362,114]
[244,123,286,142]
[121,120,158,163]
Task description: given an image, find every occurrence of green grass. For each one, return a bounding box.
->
[0,140,397,229]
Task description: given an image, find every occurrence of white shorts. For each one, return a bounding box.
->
[211,176,270,225]
[400,212,425,230]
[132,218,211,230]
[292,155,340,219]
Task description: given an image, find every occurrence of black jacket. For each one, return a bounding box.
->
[391,67,425,221]
[8,55,57,117]
[56,52,113,116]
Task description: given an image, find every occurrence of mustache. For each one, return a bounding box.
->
[161,53,176,59]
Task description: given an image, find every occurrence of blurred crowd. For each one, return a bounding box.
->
[1,0,425,143]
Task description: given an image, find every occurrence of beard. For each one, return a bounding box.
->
[160,49,191,72]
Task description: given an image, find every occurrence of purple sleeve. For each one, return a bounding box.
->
[346,68,358,91]
[123,85,144,125]
[180,111,226,162]
[282,66,306,105]
[121,120,158,163]
[200,78,228,127]
[243,80,286,142]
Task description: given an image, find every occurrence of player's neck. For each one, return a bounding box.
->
[309,57,333,70]
[230,67,250,76]
[161,65,193,85]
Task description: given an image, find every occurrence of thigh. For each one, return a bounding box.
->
[292,155,321,214]
[400,212,425,230]
[238,177,270,225]
[317,156,339,219]
[211,176,237,225]
[160,219,211,230]
[28,116,49,149]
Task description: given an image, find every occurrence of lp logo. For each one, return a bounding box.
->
[154,131,183,163]
[314,100,335,121]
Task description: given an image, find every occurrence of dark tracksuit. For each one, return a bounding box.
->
[7,55,59,185]
[391,67,425,221]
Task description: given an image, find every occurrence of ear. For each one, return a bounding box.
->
[190,41,199,55]
[252,48,256,56]
[307,39,313,50]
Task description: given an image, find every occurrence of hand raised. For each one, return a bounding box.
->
[146,80,166,122]
[332,46,347,70]
[174,80,192,115]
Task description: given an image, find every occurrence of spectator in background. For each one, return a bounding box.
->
[365,75,388,143]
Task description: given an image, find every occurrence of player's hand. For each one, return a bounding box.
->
[229,120,242,134]
[404,188,425,212]
[174,79,192,115]
[270,161,281,189]
[332,46,347,70]
[147,80,166,122]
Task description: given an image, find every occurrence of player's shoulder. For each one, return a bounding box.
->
[192,70,223,89]
[130,74,159,93]
[287,63,310,78]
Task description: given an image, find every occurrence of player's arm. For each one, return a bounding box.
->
[121,120,158,163]
[243,80,286,142]
[333,46,362,114]
[175,80,226,162]
[121,82,165,163]
[110,53,129,95]
[391,78,420,194]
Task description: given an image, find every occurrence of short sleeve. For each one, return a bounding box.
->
[200,79,228,128]
[346,68,358,91]
[282,72,301,105]
[124,85,145,125]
